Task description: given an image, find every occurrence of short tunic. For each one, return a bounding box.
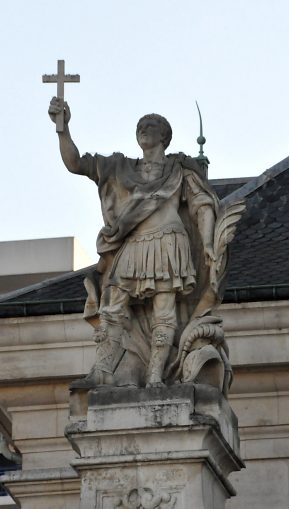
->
[110,223,196,299]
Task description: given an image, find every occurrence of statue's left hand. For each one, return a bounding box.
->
[204,245,216,266]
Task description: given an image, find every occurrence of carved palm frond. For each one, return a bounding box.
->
[210,200,246,294]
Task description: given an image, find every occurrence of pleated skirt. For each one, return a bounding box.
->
[112,225,196,298]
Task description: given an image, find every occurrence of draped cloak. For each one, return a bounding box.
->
[81,151,218,253]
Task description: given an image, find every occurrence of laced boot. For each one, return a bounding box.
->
[146,326,175,387]
[70,321,125,389]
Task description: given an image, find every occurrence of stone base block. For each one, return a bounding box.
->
[66,384,244,509]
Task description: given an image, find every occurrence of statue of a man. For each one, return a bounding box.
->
[49,97,239,392]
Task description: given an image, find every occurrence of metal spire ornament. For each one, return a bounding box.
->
[195,101,209,178]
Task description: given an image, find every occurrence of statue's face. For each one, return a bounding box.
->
[136,118,163,150]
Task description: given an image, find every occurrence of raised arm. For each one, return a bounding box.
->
[48,97,86,175]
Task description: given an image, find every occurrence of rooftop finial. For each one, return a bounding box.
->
[196,100,206,157]
[195,101,209,177]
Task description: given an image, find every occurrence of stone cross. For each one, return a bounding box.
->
[42,60,80,132]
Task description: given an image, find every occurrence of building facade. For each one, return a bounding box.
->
[0,158,289,508]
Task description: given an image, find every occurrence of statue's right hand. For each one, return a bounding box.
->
[48,97,71,125]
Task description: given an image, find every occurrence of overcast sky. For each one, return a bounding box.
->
[1,0,289,260]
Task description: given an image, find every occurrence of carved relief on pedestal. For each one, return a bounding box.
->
[114,488,177,509]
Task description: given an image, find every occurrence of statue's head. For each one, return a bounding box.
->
[136,114,172,150]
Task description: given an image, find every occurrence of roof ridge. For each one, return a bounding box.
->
[221,155,289,205]
[0,264,97,303]
[210,176,253,185]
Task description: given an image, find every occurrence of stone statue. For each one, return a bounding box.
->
[49,97,245,394]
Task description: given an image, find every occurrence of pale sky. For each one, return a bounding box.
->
[1,0,289,260]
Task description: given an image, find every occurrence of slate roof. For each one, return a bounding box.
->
[227,170,289,286]
[1,157,289,317]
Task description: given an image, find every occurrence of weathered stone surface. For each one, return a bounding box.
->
[69,384,239,453]
[66,384,243,509]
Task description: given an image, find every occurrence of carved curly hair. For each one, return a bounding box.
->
[136,114,172,149]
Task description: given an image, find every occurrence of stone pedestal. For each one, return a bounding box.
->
[66,384,244,509]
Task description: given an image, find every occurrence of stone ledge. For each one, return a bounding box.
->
[71,449,237,497]
[1,467,80,498]
[1,466,78,483]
